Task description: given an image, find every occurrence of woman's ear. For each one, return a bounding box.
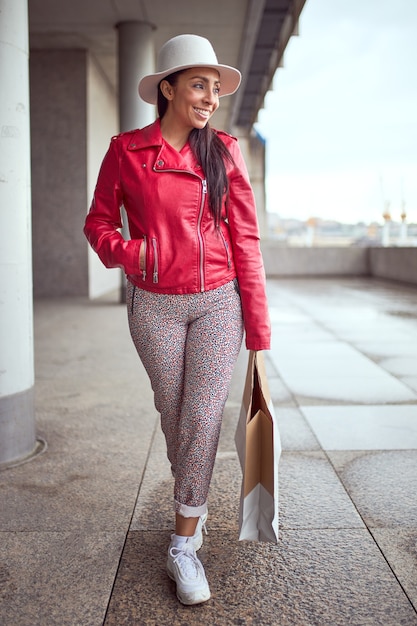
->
[160,80,174,100]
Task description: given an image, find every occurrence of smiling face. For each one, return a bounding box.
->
[160,67,221,133]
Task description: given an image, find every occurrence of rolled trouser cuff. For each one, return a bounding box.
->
[175,499,207,518]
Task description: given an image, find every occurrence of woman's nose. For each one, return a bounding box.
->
[204,91,216,105]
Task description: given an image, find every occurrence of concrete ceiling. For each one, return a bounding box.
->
[29,0,306,131]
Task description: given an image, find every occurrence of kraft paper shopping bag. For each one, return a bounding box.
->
[235,350,281,542]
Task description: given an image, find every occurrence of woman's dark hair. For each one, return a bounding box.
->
[157,71,234,227]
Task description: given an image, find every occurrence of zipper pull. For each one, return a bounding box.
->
[141,235,147,281]
[202,179,207,194]
[226,242,231,268]
[152,238,158,283]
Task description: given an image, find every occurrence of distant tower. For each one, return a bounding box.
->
[306,217,316,247]
[382,203,391,247]
[379,176,391,247]
[399,179,407,245]
[400,205,407,246]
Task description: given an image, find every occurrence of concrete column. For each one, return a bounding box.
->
[0,0,39,466]
[116,22,155,299]
[117,21,155,132]
[234,128,268,238]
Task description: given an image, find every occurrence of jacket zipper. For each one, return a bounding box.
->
[197,179,207,291]
[142,235,147,281]
[218,228,232,268]
[152,238,158,283]
[153,163,206,291]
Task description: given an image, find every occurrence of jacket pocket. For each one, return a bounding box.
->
[140,236,147,281]
[218,228,232,269]
[151,237,159,283]
[141,235,159,284]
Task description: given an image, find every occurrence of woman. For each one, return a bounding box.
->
[84,34,270,605]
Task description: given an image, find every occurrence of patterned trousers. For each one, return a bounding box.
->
[127,279,244,517]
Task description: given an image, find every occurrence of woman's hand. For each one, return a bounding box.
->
[139,240,146,270]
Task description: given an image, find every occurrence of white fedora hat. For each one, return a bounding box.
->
[138,34,242,104]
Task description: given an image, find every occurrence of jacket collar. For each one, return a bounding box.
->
[127,119,164,151]
[127,119,202,174]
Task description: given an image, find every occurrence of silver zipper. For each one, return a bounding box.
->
[218,228,232,268]
[142,235,147,281]
[197,179,207,291]
[152,238,158,283]
[153,163,206,291]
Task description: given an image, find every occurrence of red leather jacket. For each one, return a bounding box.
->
[84,119,270,350]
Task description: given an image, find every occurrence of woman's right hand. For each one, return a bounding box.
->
[139,240,146,270]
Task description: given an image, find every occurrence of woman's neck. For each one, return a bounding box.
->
[160,115,190,152]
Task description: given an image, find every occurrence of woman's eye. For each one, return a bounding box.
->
[214,87,220,95]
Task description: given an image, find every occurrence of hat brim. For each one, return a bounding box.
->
[138,63,242,105]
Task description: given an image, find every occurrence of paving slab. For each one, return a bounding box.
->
[278,374,416,404]
[275,407,321,451]
[370,528,417,610]
[104,529,417,626]
[270,338,417,405]
[273,347,388,377]
[323,323,416,344]
[278,451,364,530]
[327,450,417,528]
[353,340,417,358]
[404,376,417,393]
[301,405,417,450]
[380,356,417,377]
[0,382,154,533]
[0,531,125,626]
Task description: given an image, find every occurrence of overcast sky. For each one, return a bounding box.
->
[256,0,417,224]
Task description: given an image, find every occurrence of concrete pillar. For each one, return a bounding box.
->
[234,128,268,238]
[31,50,89,298]
[0,0,39,466]
[116,22,155,299]
[117,21,155,132]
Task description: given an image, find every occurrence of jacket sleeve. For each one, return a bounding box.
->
[83,136,141,275]
[226,139,271,351]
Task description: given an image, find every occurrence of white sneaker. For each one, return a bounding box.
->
[192,511,208,551]
[167,538,211,605]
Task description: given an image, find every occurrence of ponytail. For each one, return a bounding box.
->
[188,125,233,227]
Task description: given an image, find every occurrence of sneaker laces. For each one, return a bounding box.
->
[169,542,201,580]
[201,512,208,536]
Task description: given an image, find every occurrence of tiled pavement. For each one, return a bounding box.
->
[1,277,417,625]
